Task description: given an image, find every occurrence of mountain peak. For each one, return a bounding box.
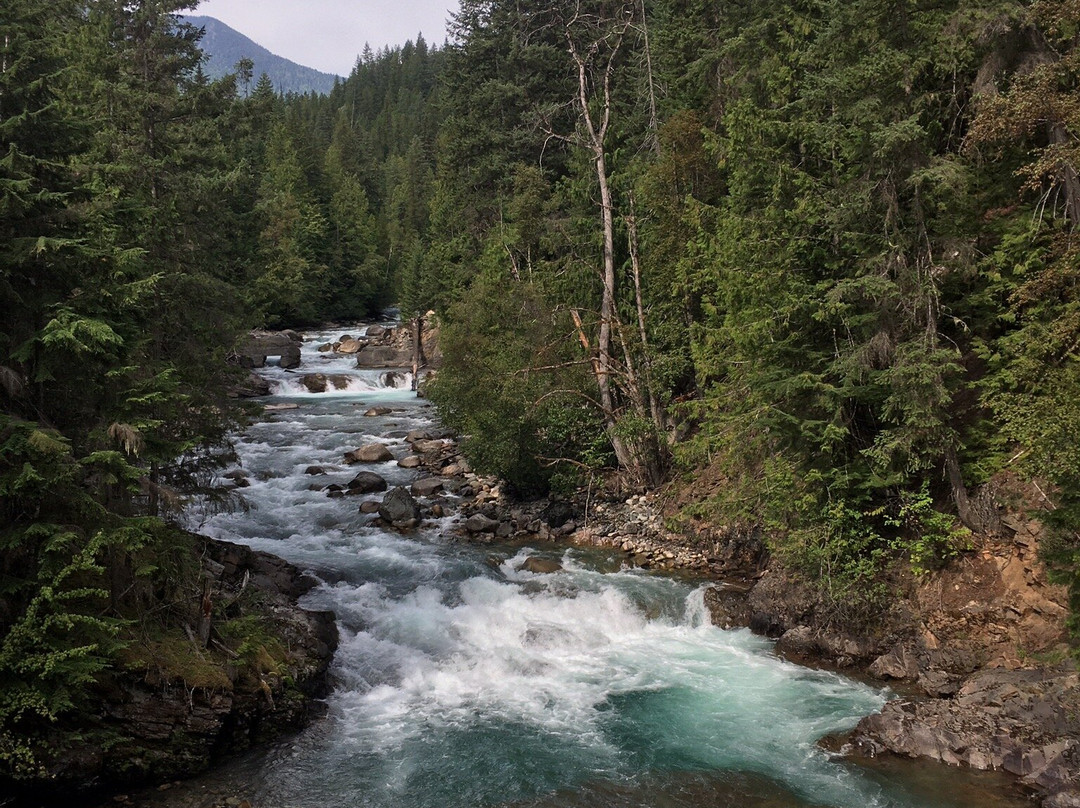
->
[185,15,341,96]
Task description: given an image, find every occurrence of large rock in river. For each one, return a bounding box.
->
[344,443,394,464]
[235,330,303,370]
[379,486,421,524]
[355,343,411,368]
[230,372,271,398]
[347,471,388,494]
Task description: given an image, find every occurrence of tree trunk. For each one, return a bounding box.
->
[411,314,424,391]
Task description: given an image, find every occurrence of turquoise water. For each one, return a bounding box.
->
[183,329,1027,808]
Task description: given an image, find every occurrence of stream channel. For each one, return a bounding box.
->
[170,326,1030,808]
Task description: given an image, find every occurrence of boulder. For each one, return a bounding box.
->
[366,324,388,338]
[222,470,249,489]
[397,455,423,469]
[231,373,271,398]
[355,343,411,368]
[541,501,576,528]
[347,471,388,494]
[379,487,420,524]
[304,466,326,475]
[264,402,299,411]
[302,373,328,393]
[411,439,447,455]
[337,337,363,354]
[868,644,920,680]
[344,444,394,464]
[364,406,392,417]
[465,514,500,534]
[518,557,563,574]
[381,371,408,388]
[411,478,444,497]
[25,537,338,800]
[405,430,433,443]
[235,330,303,370]
[775,626,818,658]
[317,343,333,353]
[359,501,381,514]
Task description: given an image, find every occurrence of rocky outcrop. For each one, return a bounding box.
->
[8,538,336,803]
[234,330,303,370]
[852,667,1080,805]
[349,316,442,376]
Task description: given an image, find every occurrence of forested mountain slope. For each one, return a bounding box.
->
[184,15,341,96]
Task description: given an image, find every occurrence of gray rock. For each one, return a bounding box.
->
[356,344,410,368]
[919,670,960,698]
[398,455,423,469]
[232,373,271,398]
[345,443,394,463]
[364,406,392,416]
[379,486,421,524]
[776,626,818,658]
[1044,787,1080,808]
[235,330,303,370]
[302,373,328,393]
[541,501,575,528]
[517,557,563,574]
[411,478,444,497]
[347,472,387,494]
[869,644,919,680]
[465,514,500,534]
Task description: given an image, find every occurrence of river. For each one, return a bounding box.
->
[174,326,1029,808]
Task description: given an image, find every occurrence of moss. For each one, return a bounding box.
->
[118,631,233,692]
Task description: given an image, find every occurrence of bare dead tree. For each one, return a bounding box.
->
[528,0,671,487]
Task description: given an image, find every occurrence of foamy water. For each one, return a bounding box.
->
[184,326,1024,808]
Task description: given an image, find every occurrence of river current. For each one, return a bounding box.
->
[179,327,1028,808]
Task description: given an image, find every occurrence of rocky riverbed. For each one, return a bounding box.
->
[57,324,1074,808]
[381,427,1078,807]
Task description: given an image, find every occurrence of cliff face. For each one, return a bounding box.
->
[4,539,337,805]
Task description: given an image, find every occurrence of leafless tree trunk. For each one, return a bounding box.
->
[561,2,637,472]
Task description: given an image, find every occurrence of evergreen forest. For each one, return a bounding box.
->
[2,0,1079,785]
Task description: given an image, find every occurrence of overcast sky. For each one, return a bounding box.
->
[194,0,458,76]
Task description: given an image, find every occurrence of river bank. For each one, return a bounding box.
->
[418,433,1078,806]
[2,537,336,807]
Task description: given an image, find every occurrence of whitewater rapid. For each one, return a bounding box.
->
[184,326,1027,808]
